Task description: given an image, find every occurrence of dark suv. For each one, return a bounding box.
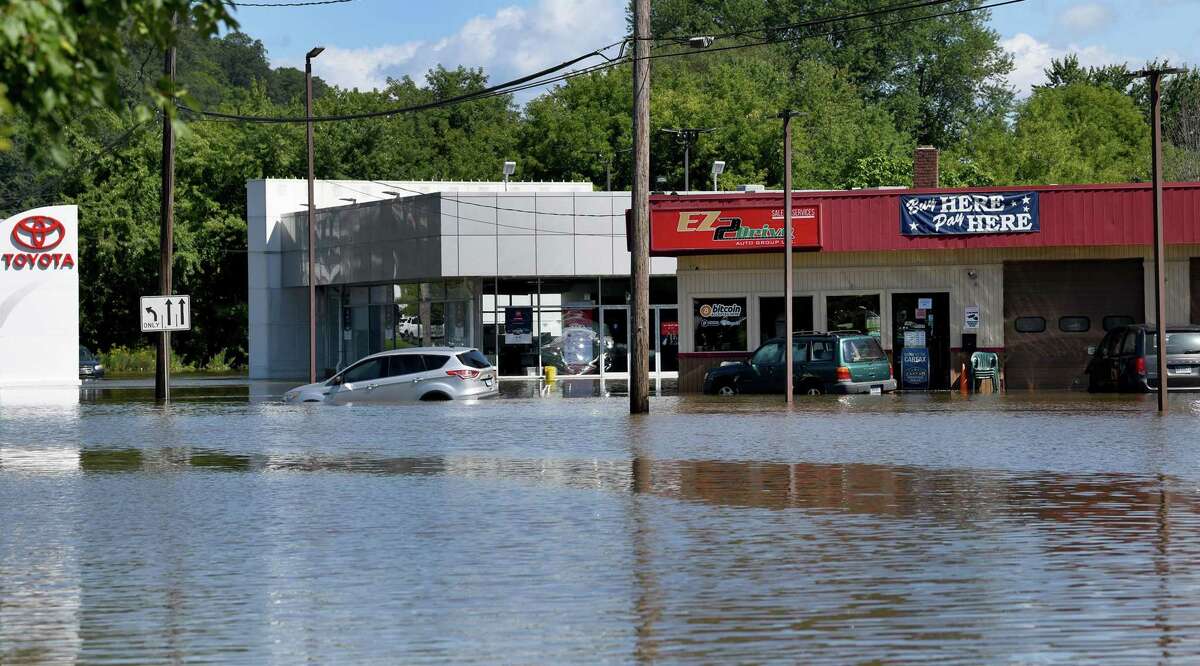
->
[1086,324,1200,392]
[703,331,895,396]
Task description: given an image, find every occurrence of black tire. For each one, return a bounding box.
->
[420,391,452,401]
[714,381,738,396]
[799,381,824,396]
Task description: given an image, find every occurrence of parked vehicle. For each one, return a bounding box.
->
[703,331,896,396]
[1086,324,1200,392]
[283,348,498,403]
[79,346,104,379]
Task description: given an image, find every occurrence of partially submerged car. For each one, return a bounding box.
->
[1086,324,1200,392]
[284,347,498,403]
[704,331,895,395]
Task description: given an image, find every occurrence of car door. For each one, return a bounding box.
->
[372,354,426,401]
[745,341,784,393]
[1116,329,1140,390]
[808,339,837,387]
[327,357,387,404]
[790,340,811,391]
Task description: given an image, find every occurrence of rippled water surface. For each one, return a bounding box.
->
[4,389,1200,663]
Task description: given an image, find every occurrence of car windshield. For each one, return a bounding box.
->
[79,346,95,362]
[841,337,886,362]
[1148,332,1200,355]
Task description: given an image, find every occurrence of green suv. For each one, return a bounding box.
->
[703,331,896,395]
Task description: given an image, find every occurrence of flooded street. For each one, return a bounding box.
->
[4,390,1200,663]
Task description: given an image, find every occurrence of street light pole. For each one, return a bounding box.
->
[779,110,801,404]
[305,46,323,385]
[1136,67,1185,413]
[660,128,714,193]
[630,0,651,414]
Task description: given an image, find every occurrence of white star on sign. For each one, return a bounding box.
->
[909,222,919,233]
[1022,195,1031,205]
[1023,205,1030,212]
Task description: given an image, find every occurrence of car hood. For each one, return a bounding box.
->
[285,381,332,397]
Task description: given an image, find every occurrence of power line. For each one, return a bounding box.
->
[226,0,355,6]
[370,181,623,217]
[180,42,623,123]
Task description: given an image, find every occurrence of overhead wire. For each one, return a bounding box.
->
[225,0,355,6]
[370,181,623,217]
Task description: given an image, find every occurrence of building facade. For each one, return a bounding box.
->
[247,179,677,380]
[653,184,1200,391]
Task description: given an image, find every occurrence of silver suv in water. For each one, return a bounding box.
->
[284,348,498,403]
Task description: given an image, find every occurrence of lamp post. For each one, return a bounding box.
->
[660,127,715,192]
[503,160,516,191]
[1135,66,1186,413]
[305,46,323,384]
[711,160,725,191]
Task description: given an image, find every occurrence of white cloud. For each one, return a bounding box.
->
[289,0,625,95]
[1057,3,1113,33]
[1001,32,1130,97]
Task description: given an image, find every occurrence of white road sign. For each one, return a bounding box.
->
[141,295,191,332]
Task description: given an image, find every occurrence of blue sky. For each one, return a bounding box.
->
[228,0,1200,98]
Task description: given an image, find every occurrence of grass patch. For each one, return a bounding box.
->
[99,346,244,376]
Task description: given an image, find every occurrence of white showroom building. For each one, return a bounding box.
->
[247,179,678,380]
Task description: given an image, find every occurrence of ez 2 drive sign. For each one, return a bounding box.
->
[649,203,822,255]
[3,215,76,270]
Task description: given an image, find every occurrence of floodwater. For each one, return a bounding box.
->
[3,388,1200,663]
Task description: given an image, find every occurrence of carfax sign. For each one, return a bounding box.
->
[901,192,1039,236]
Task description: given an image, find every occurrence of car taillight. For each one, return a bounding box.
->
[836,366,852,382]
[889,363,894,379]
[447,369,481,379]
[1135,357,1147,375]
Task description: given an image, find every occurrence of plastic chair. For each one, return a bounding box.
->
[970,351,999,392]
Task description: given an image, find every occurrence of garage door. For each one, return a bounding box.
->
[1004,260,1144,390]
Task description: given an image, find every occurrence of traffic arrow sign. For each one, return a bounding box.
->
[140,295,191,332]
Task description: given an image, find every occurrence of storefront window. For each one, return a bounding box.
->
[759,296,814,340]
[826,294,881,338]
[694,298,748,352]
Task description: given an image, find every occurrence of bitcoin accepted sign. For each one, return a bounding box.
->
[0,206,80,391]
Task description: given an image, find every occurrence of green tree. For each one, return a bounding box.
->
[1004,83,1150,184]
[0,0,235,158]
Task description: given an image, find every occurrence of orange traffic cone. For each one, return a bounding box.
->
[960,362,969,395]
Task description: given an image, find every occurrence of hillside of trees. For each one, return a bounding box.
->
[1,2,1197,369]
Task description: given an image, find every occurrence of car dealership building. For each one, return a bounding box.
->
[247,179,678,382]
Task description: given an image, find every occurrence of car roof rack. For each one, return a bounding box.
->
[830,329,864,335]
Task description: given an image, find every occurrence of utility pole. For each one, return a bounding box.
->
[779,110,800,404]
[306,46,323,384]
[155,20,177,404]
[630,0,651,414]
[1136,67,1185,413]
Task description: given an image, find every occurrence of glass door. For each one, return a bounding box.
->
[600,306,629,375]
[657,307,679,375]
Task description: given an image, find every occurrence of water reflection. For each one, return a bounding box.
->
[3,396,1200,662]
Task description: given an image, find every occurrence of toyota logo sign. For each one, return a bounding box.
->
[11,216,65,251]
[3,214,74,271]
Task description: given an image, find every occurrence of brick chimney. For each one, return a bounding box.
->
[913,146,939,189]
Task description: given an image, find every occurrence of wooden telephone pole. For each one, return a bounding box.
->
[155,25,177,404]
[629,0,651,414]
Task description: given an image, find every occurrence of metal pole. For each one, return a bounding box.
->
[607,155,612,192]
[1151,71,1169,412]
[306,53,318,384]
[781,110,795,404]
[155,26,176,404]
[630,0,651,414]
[712,172,717,192]
[683,141,689,192]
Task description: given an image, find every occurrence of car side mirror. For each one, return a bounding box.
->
[1087,346,1097,356]
[329,375,343,386]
